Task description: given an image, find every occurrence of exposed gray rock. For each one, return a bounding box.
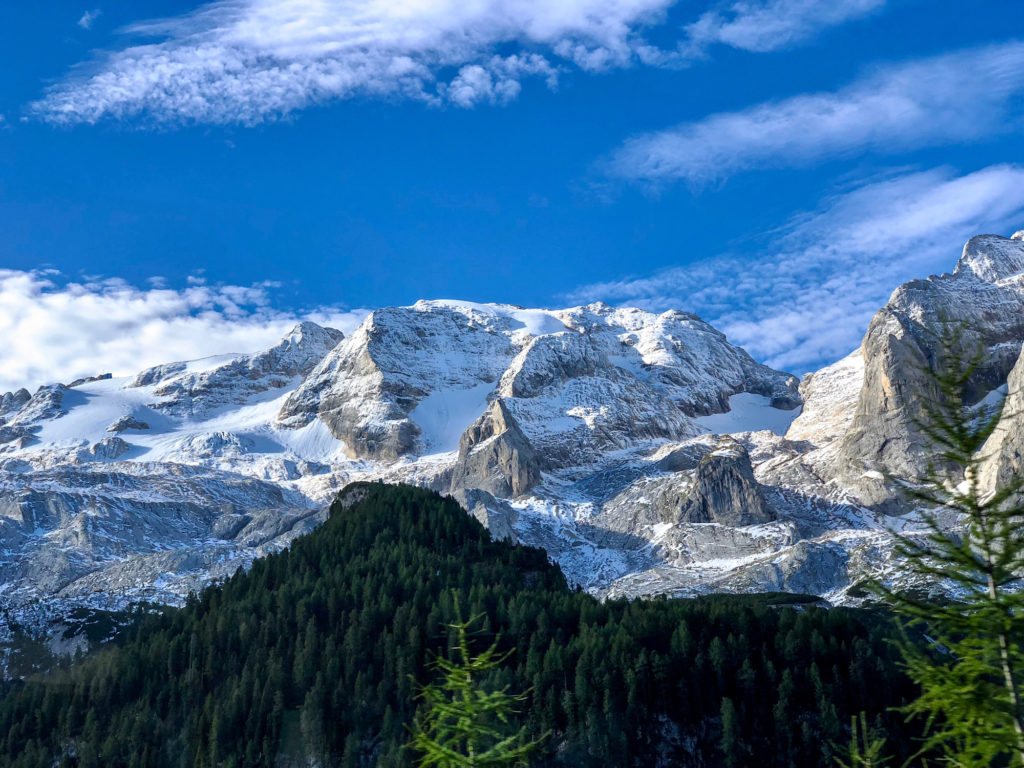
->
[68,373,112,388]
[333,483,374,511]
[88,437,130,461]
[955,233,1024,283]
[592,435,773,546]
[129,361,187,388]
[107,415,150,433]
[0,389,31,418]
[654,441,715,473]
[211,513,253,540]
[979,343,1024,492]
[786,351,863,445]
[500,330,603,398]
[0,426,37,446]
[0,466,302,601]
[727,539,850,595]
[497,330,696,468]
[278,301,798,464]
[555,304,800,416]
[9,385,67,426]
[175,432,254,458]
[449,488,520,542]
[132,322,344,417]
[678,437,774,526]
[450,400,542,498]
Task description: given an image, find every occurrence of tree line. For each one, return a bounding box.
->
[0,482,918,767]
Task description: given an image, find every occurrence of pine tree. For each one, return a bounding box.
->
[408,609,546,768]
[877,323,1024,767]
[834,713,889,768]
[720,696,740,768]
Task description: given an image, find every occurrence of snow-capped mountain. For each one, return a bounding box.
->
[2,231,1024,644]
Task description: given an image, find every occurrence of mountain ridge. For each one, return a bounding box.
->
[1,232,1022,642]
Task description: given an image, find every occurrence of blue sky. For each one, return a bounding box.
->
[1,0,1023,390]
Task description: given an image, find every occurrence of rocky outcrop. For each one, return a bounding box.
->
[786,351,863,444]
[67,373,112,388]
[449,487,520,542]
[10,385,67,426]
[174,432,254,458]
[556,304,800,415]
[678,438,774,526]
[0,466,305,601]
[592,435,773,544]
[88,437,130,461]
[107,415,150,433]
[131,322,344,417]
[955,232,1024,282]
[0,389,31,418]
[449,400,541,498]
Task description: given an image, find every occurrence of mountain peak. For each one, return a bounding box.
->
[954,232,1024,283]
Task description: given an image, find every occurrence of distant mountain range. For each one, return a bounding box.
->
[2,230,1023,645]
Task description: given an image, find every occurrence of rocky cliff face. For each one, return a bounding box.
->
[815,232,1024,507]
[979,344,1024,492]
[450,399,542,498]
[2,231,1023,649]
[677,438,773,526]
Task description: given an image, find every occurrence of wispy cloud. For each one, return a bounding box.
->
[0,272,367,393]
[33,0,667,124]
[605,41,1024,185]
[683,0,883,55]
[77,9,102,30]
[569,165,1024,373]
[32,0,883,125]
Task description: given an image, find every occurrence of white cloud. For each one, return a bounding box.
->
[569,165,1024,373]
[32,0,882,125]
[683,0,883,55]
[34,0,670,124]
[0,272,367,393]
[605,41,1024,184]
[78,9,102,30]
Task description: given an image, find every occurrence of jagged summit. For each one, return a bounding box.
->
[277,299,798,463]
[954,232,1024,283]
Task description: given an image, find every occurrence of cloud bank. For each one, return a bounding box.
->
[569,164,1024,373]
[0,272,367,393]
[605,40,1024,184]
[33,0,883,125]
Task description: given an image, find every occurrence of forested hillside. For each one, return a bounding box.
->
[0,483,915,767]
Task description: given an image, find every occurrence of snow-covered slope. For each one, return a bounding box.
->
[2,233,1023,647]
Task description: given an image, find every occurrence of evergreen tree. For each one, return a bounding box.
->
[834,713,889,768]
[409,608,545,767]
[720,696,739,768]
[877,323,1024,767]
